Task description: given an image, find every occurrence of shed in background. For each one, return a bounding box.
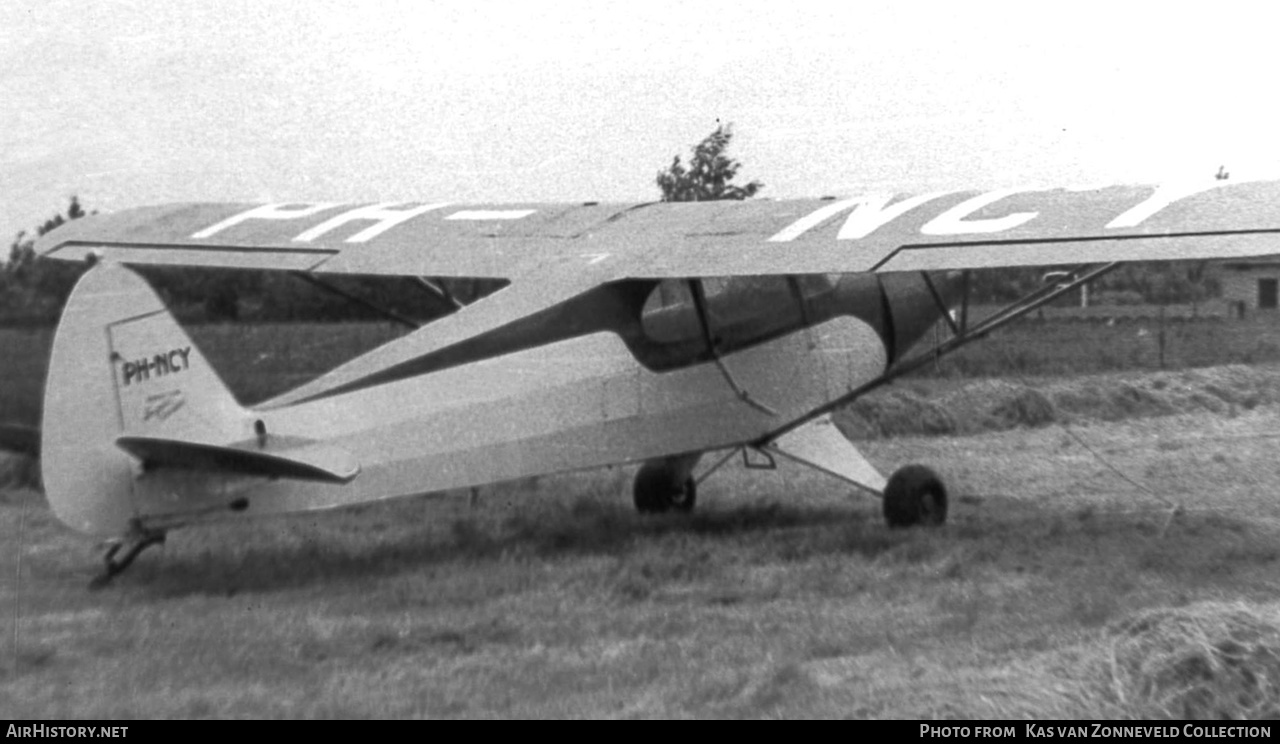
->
[1215,260,1280,316]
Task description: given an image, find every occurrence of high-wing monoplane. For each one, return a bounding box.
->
[25,180,1280,585]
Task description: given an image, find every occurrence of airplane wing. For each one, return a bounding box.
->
[36,179,1280,279]
[37,201,640,279]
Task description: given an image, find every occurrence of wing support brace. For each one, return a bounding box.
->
[290,271,421,329]
[758,261,1121,445]
[687,279,778,416]
[416,277,464,309]
[764,414,886,496]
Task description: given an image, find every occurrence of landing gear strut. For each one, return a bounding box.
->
[633,454,701,514]
[89,524,166,590]
[883,464,948,528]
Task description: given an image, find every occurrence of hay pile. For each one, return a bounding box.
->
[837,390,956,439]
[839,365,1280,440]
[940,379,1057,432]
[1104,601,1280,719]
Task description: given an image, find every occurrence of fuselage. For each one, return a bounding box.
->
[44,263,958,533]
[140,272,957,520]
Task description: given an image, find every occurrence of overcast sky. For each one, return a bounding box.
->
[3,0,1278,240]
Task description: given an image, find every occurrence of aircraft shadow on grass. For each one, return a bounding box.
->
[115,490,1275,599]
[124,500,895,596]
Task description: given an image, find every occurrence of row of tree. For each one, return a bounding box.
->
[3,197,92,324]
[1,125,1218,325]
[2,198,482,326]
[966,262,1218,307]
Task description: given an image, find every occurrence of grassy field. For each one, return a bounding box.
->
[4,318,1280,718]
[3,405,1279,717]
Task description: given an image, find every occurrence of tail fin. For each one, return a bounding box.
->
[42,263,249,535]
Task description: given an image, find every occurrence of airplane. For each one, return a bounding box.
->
[20,178,1280,587]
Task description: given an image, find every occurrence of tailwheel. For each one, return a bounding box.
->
[633,457,699,514]
[883,464,947,528]
[89,525,166,590]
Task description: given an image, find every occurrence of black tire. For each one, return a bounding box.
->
[670,477,697,514]
[883,464,947,528]
[633,465,667,514]
[633,463,697,514]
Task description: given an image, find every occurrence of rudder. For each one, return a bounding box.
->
[42,262,249,535]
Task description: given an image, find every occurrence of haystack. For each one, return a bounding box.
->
[1105,601,1280,719]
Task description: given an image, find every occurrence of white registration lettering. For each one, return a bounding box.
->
[767,192,949,242]
[1105,181,1236,229]
[838,192,950,239]
[292,202,449,243]
[191,203,341,239]
[768,198,863,242]
[919,189,1038,235]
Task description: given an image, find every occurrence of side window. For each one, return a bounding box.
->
[639,275,835,350]
[641,280,705,345]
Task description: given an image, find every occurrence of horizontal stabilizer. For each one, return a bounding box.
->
[0,423,40,456]
[765,415,887,495]
[116,435,360,484]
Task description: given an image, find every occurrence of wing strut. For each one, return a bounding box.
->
[289,271,421,329]
[416,277,464,310]
[757,261,1121,445]
[922,272,961,336]
[687,279,778,416]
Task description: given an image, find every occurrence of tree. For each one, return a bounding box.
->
[656,123,763,202]
[2,197,92,324]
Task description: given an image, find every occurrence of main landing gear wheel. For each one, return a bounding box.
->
[633,460,698,514]
[883,464,947,528]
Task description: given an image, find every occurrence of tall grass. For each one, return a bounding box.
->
[839,364,1280,440]
[1104,601,1280,718]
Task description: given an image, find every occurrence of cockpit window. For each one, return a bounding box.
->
[639,275,837,349]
